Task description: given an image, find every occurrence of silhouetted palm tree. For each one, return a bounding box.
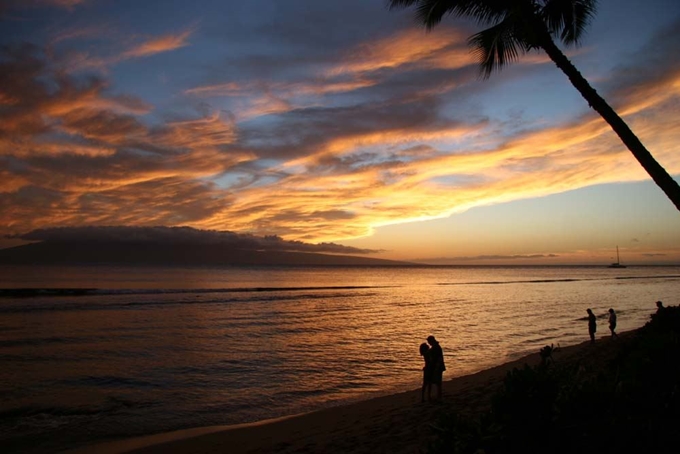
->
[388,0,680,210]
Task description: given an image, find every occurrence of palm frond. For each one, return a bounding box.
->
[387,0,510,29]
[450,0,513,25]
[468,17,529,78]
[387,0,421,10]
[541,0,598,45]
[417,0,460,28]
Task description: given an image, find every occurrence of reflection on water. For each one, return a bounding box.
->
[1,265,679,452]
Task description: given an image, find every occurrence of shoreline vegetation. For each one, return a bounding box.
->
[66,305,680,454]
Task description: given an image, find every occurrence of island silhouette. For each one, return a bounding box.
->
[0,226,411,267]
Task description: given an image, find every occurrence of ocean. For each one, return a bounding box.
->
[1,264,678,452]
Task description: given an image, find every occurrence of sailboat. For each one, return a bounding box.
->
[607,246,627,268]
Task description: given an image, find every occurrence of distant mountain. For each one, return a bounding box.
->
[0,241,412,267]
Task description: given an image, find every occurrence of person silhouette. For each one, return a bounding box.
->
[656,300,665,313]
[426,335,445,401]
[608,308,618,339]
[586,308,597,344]
[419,342,432,403]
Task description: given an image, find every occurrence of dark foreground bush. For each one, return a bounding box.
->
[429,306,680,454]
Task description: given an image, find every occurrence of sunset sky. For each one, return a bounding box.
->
[1,0,679,264]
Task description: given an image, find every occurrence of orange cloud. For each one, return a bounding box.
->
[47,28,195,74]
[50,25,106,45]
[184,78,379,121]
[185,82,243,96]
[190,69,680,243]
[0,50,255,238]
[137,69,680,242]
[187,78,379,98]
[155,113,238,151]
[123,29,192,58]
[616,70,680,118]
[230,92,293,120]
[282,122,482,171]
[327,28,474,76]
[182,29,474,121]
[184,29,469,99]
[2,28,680,251]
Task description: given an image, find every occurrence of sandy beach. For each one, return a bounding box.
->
[65,333,632,454]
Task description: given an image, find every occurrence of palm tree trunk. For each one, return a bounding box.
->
[537,31,680,211]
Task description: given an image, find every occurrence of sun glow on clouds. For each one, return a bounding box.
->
[46,28,195,74]
[184,28,475,121]
[327,28,475,75]
[1,1,679,258]
[0,45,251,231]
[122,30,193,59]
[210,72,680,244]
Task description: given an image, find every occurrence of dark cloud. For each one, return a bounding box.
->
[0,178,229,234]
[200,0,412,81]
[239,96,465,163]
[1,0,87,11]
[310,210,357,221]
[602,17,680,102]
[266,209,357,224]
[12,225,381,254]
[72,178,230,224]
[0,44,150,141]
[262,0,405,53]
[60,109,147,141]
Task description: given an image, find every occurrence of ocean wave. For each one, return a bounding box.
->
[438,275,680,286]
[74,375,163,389]
[0,285,392,298]
[0,396,149,430]
[0,335,89,348]
[0,290,379,314]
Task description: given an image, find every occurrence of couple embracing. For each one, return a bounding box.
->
[419,335,446,402]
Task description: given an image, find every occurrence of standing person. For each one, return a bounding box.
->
[426,335,445,401]
[608,308,618,338]
[587,309,597,344]
[419,342,432,403]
